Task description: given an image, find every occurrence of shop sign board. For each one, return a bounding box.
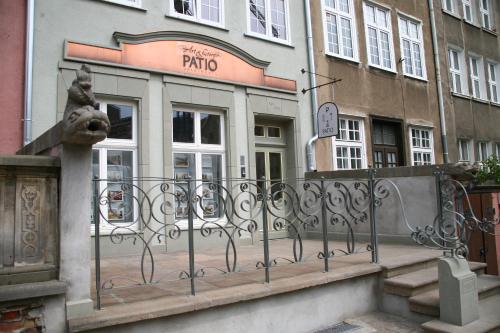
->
[317,102,339,138]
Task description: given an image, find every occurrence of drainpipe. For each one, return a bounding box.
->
[304,0,319,171]
[23,0,34,146]
[428,0,449,163]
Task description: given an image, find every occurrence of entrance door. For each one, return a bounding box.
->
[255,148,288,238]
[372,120,403,168]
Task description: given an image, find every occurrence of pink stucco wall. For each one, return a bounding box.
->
[0,1,26,154]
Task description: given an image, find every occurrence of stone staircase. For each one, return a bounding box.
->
[380,254,500,333]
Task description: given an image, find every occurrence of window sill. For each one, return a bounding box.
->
[367,64,397,75]
[165,14,228,32]
[93,0,147,11]
[403,73,428,83]
[243,33,294,48]
[490,101,500,108]
[482,27,498,37]
[451,92,471,100]
[442,9,461,21]
[463,20,481,29]
[325,52,360,64]
[471,97,490,105]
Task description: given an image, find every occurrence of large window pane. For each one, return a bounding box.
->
[250,0,266,34]
[173,111,195,143]
[108,104,133,139]
[106,150,134,223]
[174,0,194,16]
[200,113,221,144]
[201,154,223,218]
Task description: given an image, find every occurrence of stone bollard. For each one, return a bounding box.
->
[438,256,479,326]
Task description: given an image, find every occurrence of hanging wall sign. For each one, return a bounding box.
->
[317,102,339,138]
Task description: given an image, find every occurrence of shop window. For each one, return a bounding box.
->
[92,101,138,233]
[488,62,498,103]
[469,55,487,100]
[448,48,468,95]
[172,109,225,223]
[476,141,490,162]
[322,0,358,61]
[248,0,290,43]
[171,0,224,26]
[363,2,395,71]
[398,16,426,79]
[458,139,472,162]
[410,127,434,166]
[333,118,366,170]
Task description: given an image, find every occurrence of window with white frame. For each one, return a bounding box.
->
[442,0,455,13]
[462,0,474,23]
[488,62,499,103]
[333,118,366,170]
[92,101,138,232]
[410,127,434,166]
[458,139,472,162]
[105,0,142,8]
[496,143,500,157]
[322,0,358,61]
[476,141,490,161]
[469,55,486,99]
[480,0,493,30]
[248,0,290,42]
[363,2,395,71]
[172,108,225,222]
[171,0,224,26]
[448,48,467,95]
[398,16,425,79]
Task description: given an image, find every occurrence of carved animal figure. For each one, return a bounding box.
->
[62,65,110,145]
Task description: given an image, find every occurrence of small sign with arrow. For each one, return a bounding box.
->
[317,102,339,139]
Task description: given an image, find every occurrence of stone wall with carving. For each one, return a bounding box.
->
[0,156,59,285]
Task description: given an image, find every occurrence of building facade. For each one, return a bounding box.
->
[435,0,500,163]
[312,0,444,171]
[29,0,313,236]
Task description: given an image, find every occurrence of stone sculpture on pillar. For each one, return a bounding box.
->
[61,64,110,145]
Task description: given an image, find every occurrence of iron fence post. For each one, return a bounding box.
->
[187,176,196,295]
[320,177,329,272]
[261,177,270,283]
[93,177,101,310]
[368,168,379,264]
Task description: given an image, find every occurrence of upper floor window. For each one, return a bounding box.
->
[476,141,490,161]
[496,143,500,157]
[480,0,493,30]
[442,0,455,13]
[458,139,472,162]
[469,55,486,99]
[322,0,358,61]
[333,118,366,170]
[410,127,434,166]
[248,0,290,42]
[363,2,395,71]
[448,48,468,95]
[398,16,426,79]
[106,0,142,8]
[172,0,224,26]
[462,0,474,23]
[488,62,499,103]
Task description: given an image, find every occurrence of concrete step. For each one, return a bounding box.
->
[379,252,442,278]
[384,262,487,297]
[421,293,500,333]
[409,274,500,317]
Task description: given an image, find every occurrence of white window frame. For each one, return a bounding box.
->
[458,138,473,162]
[332,117,367,170]
[103,0,142,8]
[442,0,456,13]
[462,0,474,23]
[448,47,468,95]
[476,141,491,161]
[398,15,427,80]
[170,0,225,28]
[409,127,435,166]
[469,54,487,100]
[363,2,396,72]
[487,61,499,103]
[495,142,500,157]
[172,107,226,229]
[479,0,493,30]
[92,99,139,234]
[321,0,359,62]
[246,0,292,45]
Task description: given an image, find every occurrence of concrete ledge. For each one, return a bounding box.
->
[379,252,442,278]
[0,155,60,168]
[0,280,66,302]
[68,263,381,332]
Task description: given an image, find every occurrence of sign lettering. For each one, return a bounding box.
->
[180,45,221,74]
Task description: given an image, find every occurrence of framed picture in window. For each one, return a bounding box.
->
[202,187,214,199]
[108,207,124,221]
[175,172,189,180]
[174,156,190,168]
[109,190,123,202]
[108,169,123,181]
[108,152,123,166]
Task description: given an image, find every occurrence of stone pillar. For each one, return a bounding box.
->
[58,144,93,319]
[439,256,479,326]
